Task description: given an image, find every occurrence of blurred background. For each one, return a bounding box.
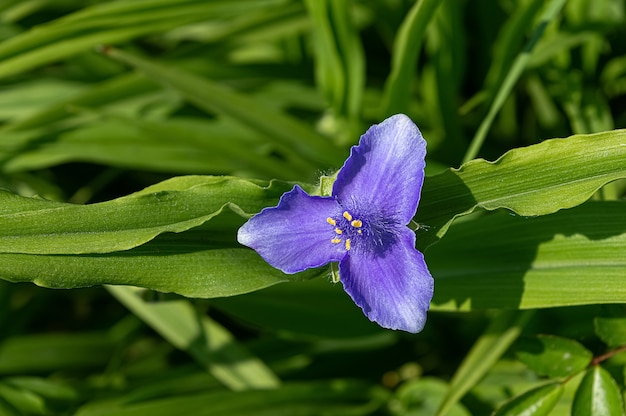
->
[0,0,624,414]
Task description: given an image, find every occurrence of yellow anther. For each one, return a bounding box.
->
[327,217,336,226]
[357,229,362,235]
[343,211,353,221]
[345,239,351,251]
[334,228,343,235]
[351,219,362,228]
[331,238,342,244]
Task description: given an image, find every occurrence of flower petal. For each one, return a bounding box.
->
[237,185,346,274]
[338,227,433,333]
[333,114,426,225]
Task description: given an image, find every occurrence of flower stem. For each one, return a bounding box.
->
[592,344,626,366]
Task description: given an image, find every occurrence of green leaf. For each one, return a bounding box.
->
[492,382,563,416]
[0,382,46,416]
[0,176,294,255]
[463,0,567,162]
[418,129,626,249]
[0,332,115,374]
[3,118,297,179]
[381,0,442,116]
[515,335,592,378]
[428,201,626,310]
[103,48,341,168]
[4,377,78,405]
[107,286,280,390]
[436,311,533,416]
[210,277,383,338]
[304,0,364,122]
[75,380,386,416]
[0,78,85,122]
[0,176,324,298]
[572,366,625,416]
[0,0,284,80]
[0,239,320,298]
[0,72,156,133]
[390,378,470,416]
[595,314,626,348]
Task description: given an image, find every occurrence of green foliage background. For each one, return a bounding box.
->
[0,0,625,414]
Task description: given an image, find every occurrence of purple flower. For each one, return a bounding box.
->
[237,114,434,333]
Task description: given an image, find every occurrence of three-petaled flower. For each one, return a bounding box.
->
[237,114,434,333]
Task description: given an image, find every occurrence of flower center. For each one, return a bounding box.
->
[326,210,365,252]
[327,208,400,255]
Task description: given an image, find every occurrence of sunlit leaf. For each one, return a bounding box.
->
[0,176,296,254]
[572,366,625,416]
[428,201,626,310]
[418,129,626,249]
[492,382,563,416]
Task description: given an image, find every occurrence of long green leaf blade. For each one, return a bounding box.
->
[0,243,317,298]
[381,0,442,116]
[462,0,567,162]
[107,286,280,390]
[0,176,293,254]
[428,201,626,310]
[418,129,626,248]
[436,311,533,416]
[104,48,340,167]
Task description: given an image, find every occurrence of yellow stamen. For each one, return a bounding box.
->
[343,211,352,221]
[357,229,362,234]
[334,228,343,235]
[351,219,362,228]
[345,239,351,251]
[327,217,336,226]
[331,238,342,244]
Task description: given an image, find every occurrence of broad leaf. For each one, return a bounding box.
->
[594,314,626,348]
[572,366,625,416]
[515,335,592,378]
[492,382,563,416]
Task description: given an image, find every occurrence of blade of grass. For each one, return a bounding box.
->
[462,0,567,163]
[104,47,341,168]
[381,0,442,117]
[436,311,534,416]
[107,286,280,390]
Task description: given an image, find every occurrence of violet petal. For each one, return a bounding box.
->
[237,185,346,274]
[338,227,434,333]
[333,114,426,225]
